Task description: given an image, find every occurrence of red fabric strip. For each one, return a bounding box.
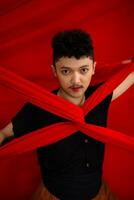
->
[0,62,133,158]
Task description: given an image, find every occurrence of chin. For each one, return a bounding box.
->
[70,92,84,98]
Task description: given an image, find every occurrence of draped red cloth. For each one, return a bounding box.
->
[0,1,134,200]
[0,63,134,158]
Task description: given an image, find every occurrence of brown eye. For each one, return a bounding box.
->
[61,69,70,75]
[81,68,89,74]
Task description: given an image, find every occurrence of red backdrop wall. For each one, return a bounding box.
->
[0,0,134,199]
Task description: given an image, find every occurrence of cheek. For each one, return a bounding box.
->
[57,75,69,86]
[83,74,92,81]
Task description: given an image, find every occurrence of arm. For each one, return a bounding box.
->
[0,122,14,145]
[0,102,39,146]
[112,72,134,101]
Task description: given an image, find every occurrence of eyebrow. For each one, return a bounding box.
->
[60,65,89,69]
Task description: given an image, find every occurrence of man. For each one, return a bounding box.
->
[0,29,133,200]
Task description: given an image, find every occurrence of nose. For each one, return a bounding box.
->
[71,72,81,85]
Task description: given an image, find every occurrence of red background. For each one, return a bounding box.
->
[0,0,134,199]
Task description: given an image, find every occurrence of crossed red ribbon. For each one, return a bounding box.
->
[0,62,134,158]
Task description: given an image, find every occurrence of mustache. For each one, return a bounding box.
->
[69,85,83,88]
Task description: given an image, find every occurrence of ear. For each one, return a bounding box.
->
[92,61,96,75]
[51,65,57,77]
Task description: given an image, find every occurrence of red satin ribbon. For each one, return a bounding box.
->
[0,62,133,158]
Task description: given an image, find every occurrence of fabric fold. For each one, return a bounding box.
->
[0,62,133,158]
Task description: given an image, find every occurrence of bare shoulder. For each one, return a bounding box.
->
[1,122,14,138]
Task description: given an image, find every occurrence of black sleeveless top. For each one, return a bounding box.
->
[12,83,113,200]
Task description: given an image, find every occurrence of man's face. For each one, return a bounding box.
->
[52,56,96,99]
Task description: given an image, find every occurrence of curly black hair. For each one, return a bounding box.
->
[51,29,94,66]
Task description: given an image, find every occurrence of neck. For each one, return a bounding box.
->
[57,88,85,106]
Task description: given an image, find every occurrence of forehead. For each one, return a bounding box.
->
[55,56,93,69]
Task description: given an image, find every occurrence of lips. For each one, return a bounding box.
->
[70,86,82,92]
[71,86,81,89]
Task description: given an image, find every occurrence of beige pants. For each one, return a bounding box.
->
[31,180,118,200]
